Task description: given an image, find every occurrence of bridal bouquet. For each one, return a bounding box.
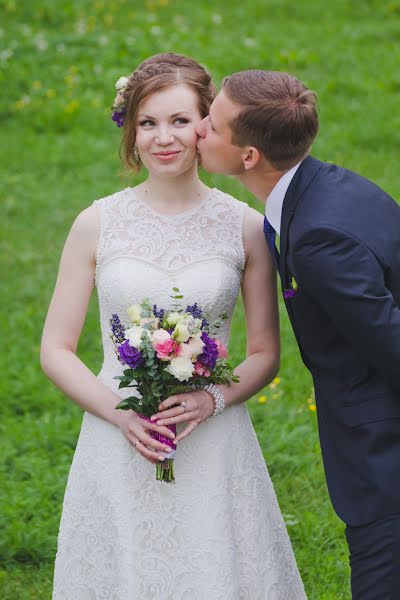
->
[109,289,238,483]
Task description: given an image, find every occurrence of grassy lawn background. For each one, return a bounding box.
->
[1,0,399,598]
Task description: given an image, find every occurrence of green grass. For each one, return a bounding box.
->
[2,0,400,597]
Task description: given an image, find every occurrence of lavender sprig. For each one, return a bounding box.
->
[110,314,126,343]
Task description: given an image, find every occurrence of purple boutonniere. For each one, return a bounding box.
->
[283,277,299,300]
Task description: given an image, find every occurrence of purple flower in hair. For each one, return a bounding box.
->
[118,340,144,369]
[112,110,125,128]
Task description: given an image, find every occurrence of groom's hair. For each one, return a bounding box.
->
[222,71,319,171]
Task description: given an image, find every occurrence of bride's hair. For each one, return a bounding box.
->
[119,53,215,171]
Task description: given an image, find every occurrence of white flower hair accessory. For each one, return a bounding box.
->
[111,75,129,128]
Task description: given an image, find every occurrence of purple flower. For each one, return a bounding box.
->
[153,304,165,320]
[118,340,144,369]
[198,332,219,371]
[110,314,126,344]
[185,303,203,319]
[111,110,125,127]
[283,288,297,300]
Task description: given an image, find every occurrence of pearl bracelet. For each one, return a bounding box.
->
[203,383,225,418]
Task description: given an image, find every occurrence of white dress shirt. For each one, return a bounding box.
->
[264,161,302,235]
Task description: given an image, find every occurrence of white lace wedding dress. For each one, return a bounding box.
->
[52,187,306,600]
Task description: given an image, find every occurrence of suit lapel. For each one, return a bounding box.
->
[279,156,323,286]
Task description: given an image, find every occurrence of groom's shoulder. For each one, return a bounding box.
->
[310,157,391,197]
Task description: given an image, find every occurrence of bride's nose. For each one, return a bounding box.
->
[155,127,175,145]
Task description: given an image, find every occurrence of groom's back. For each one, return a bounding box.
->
[285,158,400,526]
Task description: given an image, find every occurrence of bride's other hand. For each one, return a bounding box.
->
[150,390,215,442]
[116,411,176,464]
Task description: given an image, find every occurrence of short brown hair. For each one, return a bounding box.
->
[121,53,215,171]
[222,70,319,170]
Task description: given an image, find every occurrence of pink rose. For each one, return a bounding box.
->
[152,330,173,360]
[214,339,227,358]
[179,336,205,360]
[194,361,211,377]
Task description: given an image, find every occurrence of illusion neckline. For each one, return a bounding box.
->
[128,186,217,218]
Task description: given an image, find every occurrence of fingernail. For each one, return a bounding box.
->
[150,416,156,421]
[165,447,171,453]
[158,456,165,461]
[157,420,163,425]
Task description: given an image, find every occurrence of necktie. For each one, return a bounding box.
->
[263,216,279,268]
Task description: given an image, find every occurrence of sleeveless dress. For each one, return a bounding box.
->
[52,187,307,600]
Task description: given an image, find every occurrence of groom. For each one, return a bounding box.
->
[196,70,400,599]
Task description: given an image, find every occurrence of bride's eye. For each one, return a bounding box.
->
[139,119,155,127]
[174,118,189,126]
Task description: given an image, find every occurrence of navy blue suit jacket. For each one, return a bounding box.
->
[279,156,400,526]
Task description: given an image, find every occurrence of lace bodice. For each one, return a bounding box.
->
[93,186,246,381]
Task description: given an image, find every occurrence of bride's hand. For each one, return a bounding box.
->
[116,411,176,464]
[150,390,215,443]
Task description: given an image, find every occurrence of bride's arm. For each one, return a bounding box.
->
[152,206,280,440]
[223,205,280,402]
[40,206,175,460]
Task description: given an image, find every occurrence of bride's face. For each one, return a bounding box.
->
[135,84,202,178]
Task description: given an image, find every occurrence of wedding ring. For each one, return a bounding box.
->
[181,401,187,413]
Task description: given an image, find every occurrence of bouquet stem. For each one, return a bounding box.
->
[139,414,177,484]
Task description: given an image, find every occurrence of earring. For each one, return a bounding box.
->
[133,146,140,162]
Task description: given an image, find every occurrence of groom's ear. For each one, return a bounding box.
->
[242,146,261,171]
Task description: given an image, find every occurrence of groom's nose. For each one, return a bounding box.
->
[196,117,208,138]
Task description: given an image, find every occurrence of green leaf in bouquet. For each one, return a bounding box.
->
[123,368,135,377]
[115,396,142,411]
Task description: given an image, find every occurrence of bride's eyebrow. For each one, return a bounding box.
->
[137,112,190,120]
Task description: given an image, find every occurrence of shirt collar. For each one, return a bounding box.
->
[264,161,302,235]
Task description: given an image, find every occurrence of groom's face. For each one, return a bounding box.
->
[196,90,245,175]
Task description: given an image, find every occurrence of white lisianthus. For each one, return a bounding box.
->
[172,322,191,343]
[127,304,142,325]
[166,311,181,327]
[124,326,150,349]
[165,357,195,382]
[115,76,129,91]
[179,335,205,360]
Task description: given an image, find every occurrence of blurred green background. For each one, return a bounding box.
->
[1,0,400,598]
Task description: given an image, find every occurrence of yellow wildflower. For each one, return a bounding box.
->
[45,89,56,98]
[308,403,316,412]
[258,395,267,404]
[65,100,80,114]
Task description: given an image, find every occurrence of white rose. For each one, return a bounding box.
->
[127,304,142,325]
[165,357,195,382]
[179,336,205,360]
[152,329,172,345]
[115,76,129,91]
[124,326,150,349]
[166,311,181,327]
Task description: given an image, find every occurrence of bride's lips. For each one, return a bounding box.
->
[153,151,181,161]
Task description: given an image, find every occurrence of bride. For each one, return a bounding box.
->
[41,52,306,599]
